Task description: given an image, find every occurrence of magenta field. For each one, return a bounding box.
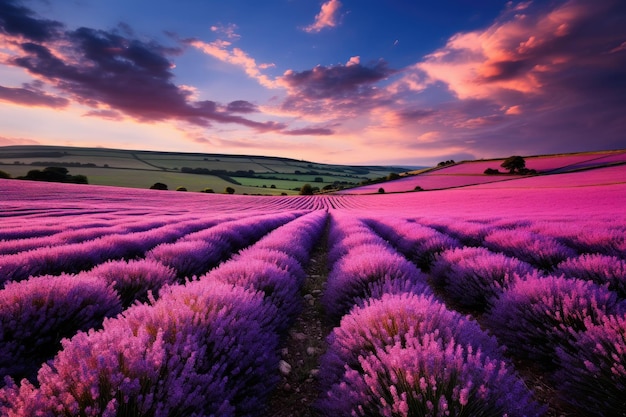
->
[0,163,625,416]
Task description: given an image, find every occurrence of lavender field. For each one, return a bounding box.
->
[0,163,625,417]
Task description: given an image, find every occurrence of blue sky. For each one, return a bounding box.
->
[1,0,625,165]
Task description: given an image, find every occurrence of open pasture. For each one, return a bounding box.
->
[0,163,625,416]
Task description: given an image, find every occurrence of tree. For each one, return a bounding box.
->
[0,170,10,179]
[378,187,385,194]
[501,156,526,174]
[387,172,401,181]
[299,183,314,195]
[225,186,235,194]
[150,182,168,190]
[176,186,187,191]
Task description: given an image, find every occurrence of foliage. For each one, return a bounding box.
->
[225,186,235,194]
[18,166,88,184]
[0,170,10,179]
[501,155,526,173]
[299,183,314,195]
[149,182,168,190]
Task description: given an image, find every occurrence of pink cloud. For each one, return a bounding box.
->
[303,0,342,33]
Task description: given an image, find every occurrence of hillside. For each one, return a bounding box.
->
[0,145,411,195]
[339,149,626,194]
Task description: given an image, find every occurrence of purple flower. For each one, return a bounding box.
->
[431,246,538,310]
[555,314,626,416]
[555,253,626,299]
[485,274,624,367]
[0,273,122,383]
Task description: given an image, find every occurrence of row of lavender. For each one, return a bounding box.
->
[315,213,544,416]
[0,210,327,415]
[367,215,626,416]
[0,211,304,383]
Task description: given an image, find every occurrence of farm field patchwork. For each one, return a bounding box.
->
[0,160,625,416]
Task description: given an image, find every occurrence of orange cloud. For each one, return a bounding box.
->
[416,0,617,101]
[303,0,342,33]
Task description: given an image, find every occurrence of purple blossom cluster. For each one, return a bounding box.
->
[555,253,626,299]
[430,246,538,310]
[146,212,299,279]
[0,273,122,384]
[318,293,544,416]
[0,215,223,285]
[554,314,626,416]
[485,273,624,367]
[483,229,577,271]
[0,210,327,415]
[88,258,177,307]
[323,215,431,321]
[366,217,461,270]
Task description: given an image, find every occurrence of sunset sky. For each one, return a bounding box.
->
[1,0,625,166]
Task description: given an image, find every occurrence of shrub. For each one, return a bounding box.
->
[555,253,626,299]
[149,182,168,190]
[484,274,624,367]
[378,187,385,194]
[299,183,314,195]
[202,188,215,193]
[0,280,279,416]
[88,259,177,307]
[484,168,500,175]
[484,229,576,271]
[146,239,227,279]
[319,329,543,417]
[225,186,235,194]
[0,170,11,179]
[208,259,302,333]
[319,293,504,391]
[322,245,431,321]
[555,314,626,416]
[0,274,122,383]
[430,247,537,310]
[175,186,187,191]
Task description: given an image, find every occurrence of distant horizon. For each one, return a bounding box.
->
[1,1,625,166]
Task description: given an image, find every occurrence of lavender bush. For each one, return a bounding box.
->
[555,314,626,416]
[318,335,544,417]
[485,274,624,366]
[0,279,279,416]
[430,246,537,310]
[319,292,504,390]
[555,253,626,298]
[88,258,177,307]
[0,274,122,383]
[483,229,577,271]
[146,239,227,279]
[322,244,430,321]
[208,259,302,333]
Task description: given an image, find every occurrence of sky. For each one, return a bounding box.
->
[0,0,625,166]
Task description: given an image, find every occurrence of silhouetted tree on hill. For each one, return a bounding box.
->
[501,156,526,174]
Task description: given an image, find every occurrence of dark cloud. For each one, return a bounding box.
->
[0,84,69,108]
[279,59,395,116]
[0,1,287,134]
[0,0,62,42]
[282,127,334,136]
[281,59,393,100]
[226,100,258,113]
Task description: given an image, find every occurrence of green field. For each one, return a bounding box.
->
[0,145,412,194]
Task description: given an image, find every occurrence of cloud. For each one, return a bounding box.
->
[282,127,334,136]
[0,135,40,146]
[226,100,258,113]
[188,38,278,89]
[0,0,62,42]
[303,0,342,33]
[0,1,290,134]
[388,0,626,157]
[0,84,69,108]
[277,57,395,117]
